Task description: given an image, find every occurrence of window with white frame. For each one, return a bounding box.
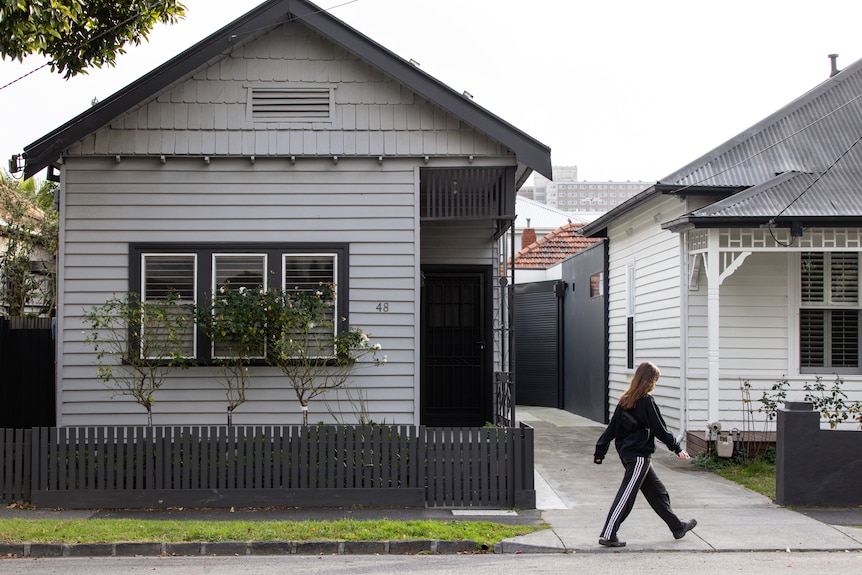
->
[140,254,197,358]
[799,252,861,373]
[212,253,267,359]
[131,244,348,363]
[283,253,339,359]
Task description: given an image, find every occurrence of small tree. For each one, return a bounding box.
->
[0,178,58,317]
[84,292,193,426]
[196,285,267,424]
[262,285,384,424]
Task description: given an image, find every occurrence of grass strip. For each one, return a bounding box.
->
[0,518,546,546]
[714,460,776,500]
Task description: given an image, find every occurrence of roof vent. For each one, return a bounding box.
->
[829,54,840,77]
[246,86,334,123]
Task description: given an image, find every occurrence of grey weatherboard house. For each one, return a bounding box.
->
[17,0,552,430]
[578,55,862,451]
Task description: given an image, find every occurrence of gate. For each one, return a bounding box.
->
[0,317,55,428]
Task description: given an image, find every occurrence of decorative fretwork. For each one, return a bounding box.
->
[689,228,862,253]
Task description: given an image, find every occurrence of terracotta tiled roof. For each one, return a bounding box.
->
[511,222,602,270]
[0,184,44,228]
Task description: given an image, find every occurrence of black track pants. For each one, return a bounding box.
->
[600,455,684,540]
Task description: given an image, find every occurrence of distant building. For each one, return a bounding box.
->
[513,196,597,249]
[521,166,652,213]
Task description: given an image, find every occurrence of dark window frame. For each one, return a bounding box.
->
[130,242,349,364]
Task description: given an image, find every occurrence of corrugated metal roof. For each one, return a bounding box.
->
[691,171,862,219]
[662,169,862,231]
[660,58,862,189]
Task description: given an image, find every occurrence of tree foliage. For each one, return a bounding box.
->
[84,292,194,426]
[0,1,186,78]
[196,284,268,424]
[260,285,385,425]
[0,173,57,317]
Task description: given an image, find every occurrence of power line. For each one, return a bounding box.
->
[667,87,862,195]
[0,1,361,93]
[0,62,51,92]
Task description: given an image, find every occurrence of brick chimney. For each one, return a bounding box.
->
[521,228,537,249]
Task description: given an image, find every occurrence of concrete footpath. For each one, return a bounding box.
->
[501,406,862,553]
[0,406,860,556]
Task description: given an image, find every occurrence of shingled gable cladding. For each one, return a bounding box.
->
[23,0,551,427]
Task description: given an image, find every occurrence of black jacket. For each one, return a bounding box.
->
[594,394,682,462]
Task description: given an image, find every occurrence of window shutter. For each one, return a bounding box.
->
[830,309,859,367]
[283,254,337,358]
[800,309,825,367]
[801,252,824,303]
[141,254,196,359]
[830,252,859,303]
[212,255,267,359]
[143,255,196,299]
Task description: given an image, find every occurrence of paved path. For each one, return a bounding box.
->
[1,406,859,557]
[500,406,862,553]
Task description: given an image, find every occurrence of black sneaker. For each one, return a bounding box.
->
[599,537,626,547]
[673,519,697,540]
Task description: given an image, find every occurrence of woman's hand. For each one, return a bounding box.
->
[678,451,691,460]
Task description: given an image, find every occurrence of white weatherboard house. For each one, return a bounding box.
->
[580,56,862,447]
[18,0,551,429]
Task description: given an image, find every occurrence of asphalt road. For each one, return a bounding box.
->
[1,551,861,575]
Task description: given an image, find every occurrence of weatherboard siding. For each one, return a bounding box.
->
[605,195,686,431]
[69,21,502,162]
[51,13,525,428]
[59,156,422,427]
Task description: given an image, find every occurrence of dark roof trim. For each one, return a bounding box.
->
[580,183,750,237]
[579,185,661,237]
[662,215,862,233]
[22,1,290,179]
[22,0,552,180]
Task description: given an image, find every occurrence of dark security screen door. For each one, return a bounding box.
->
[421,270,489,427]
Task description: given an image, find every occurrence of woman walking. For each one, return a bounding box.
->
[593,361,697,547]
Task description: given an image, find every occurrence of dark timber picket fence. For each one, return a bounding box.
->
[0,424,535,509]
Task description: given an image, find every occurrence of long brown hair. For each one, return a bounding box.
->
[619,361,660,410]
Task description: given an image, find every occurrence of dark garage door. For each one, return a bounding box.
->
[514,280,559,407]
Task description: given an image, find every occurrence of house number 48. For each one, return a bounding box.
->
[376,302,390,312]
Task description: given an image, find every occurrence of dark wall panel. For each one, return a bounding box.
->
[562,241,608,423]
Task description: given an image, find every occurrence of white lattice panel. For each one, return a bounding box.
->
[689,228,862,252]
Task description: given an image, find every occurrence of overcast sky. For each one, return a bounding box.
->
[2,0,862,183]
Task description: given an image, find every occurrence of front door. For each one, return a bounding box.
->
[420,268,491,426]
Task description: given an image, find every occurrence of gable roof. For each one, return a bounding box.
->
[20,0,551,182]
[663,170,862,231]
[511,222,601,269]
[582,56,862,237]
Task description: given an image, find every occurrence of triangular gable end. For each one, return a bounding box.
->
[70,21,507,165]
[20,0,551,184]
